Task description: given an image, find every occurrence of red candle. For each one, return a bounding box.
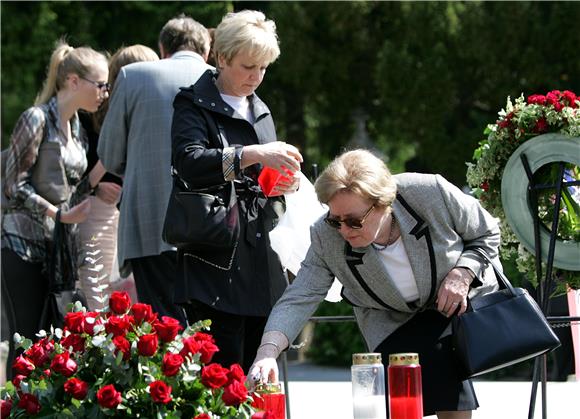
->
[388,353,423,419]
[251,383,286,419]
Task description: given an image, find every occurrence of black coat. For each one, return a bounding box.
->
[170,70,287,316]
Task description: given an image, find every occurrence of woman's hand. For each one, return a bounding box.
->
[95,182,122,205]
[247,357,280,390]
[60,199,91,224]
[271,172,301,196]
[436,267,474,317]
[246,331,288,389]
[242,141,303,175]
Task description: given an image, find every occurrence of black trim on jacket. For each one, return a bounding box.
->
[396,193,438,305]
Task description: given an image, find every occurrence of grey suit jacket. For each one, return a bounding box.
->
[265,173,501,351]
[97,51,211,272]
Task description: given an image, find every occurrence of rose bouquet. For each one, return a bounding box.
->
[466,89,580,292]
[0,292,261,418]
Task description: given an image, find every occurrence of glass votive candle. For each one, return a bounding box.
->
[251,382,286,419]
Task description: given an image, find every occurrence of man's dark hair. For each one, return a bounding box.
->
[159,14,210,57]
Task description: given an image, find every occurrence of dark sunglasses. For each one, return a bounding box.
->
[80,76,110,92]
[324,204,375,230]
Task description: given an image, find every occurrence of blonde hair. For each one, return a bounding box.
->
[35,39,108,105]
[314,149,397,208]
[93,44,159,131]
[214,10,280,66]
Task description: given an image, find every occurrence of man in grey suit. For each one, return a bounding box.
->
[98,15,212,325]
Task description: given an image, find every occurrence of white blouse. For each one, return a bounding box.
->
[220,93,254,123]
[375,236,420,302]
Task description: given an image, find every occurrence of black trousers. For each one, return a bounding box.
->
[1,249,48,380]
[183,300,268,372]
[130,251,187,327]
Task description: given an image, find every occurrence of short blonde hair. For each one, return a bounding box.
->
[314,149,397,208]
[213,10,280,66]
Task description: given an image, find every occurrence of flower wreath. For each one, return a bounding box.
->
[466,90,580,293]
[0,292,270,418]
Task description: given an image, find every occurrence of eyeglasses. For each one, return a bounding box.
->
[324,204,375,230]
[80,76,110,92]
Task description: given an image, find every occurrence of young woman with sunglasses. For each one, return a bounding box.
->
[250,149,502,419]
[1,40,108,379]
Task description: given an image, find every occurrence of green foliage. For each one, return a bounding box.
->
[305,301,366,367]
[1,1,230,148]
[3,1,580,184]
[466,91,580,293]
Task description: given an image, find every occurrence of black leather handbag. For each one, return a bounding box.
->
[162,120,240,270]
[452,247,561,377]
[39,211,87,331]
[162,173,240,252]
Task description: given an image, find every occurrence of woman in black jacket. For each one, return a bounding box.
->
[170,10,302,371]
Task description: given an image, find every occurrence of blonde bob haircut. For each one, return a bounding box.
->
[315,149,397,209]
[213,10,280,66]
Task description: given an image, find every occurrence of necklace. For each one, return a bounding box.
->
[372,213,396,251]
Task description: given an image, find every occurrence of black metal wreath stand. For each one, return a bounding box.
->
[520,154,580,419]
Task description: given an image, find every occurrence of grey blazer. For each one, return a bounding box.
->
[264,173,501,351]
[97,51,211,272]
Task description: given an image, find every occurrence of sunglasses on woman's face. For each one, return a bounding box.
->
[324,204,375,230]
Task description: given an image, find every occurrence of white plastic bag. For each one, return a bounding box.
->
[269,172,342,302]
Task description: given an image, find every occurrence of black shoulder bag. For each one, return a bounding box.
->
[39,211,88,331]
[452,247,561,377]
[162,121,240,270]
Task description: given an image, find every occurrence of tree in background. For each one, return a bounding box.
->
[3,0,579,369]
[3,1,579,185]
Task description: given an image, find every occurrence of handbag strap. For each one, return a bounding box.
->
[464,246,517,297]
[48,210,64,291]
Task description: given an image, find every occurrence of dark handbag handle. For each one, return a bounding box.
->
[464,246,517,297]
[48,210,64,291]
[48,210,76,292]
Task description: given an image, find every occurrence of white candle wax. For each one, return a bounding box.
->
[352,395,387,419]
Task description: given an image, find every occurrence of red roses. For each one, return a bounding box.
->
[200,363,249,406]
[154,316,184,342]
[149,380,173,404]
[201,363,230,389]
[180,332,219,364]
[64,377,89,400]
[11,356,34,377]
[17,394,40,415]
[50,352,77,377]
[96,384,122,409]
[526,90,577,111]
[108,290,132,314]
[1,293,258,417]
[162,353,184,376]
[137,332,159,356]
[222,379,249,406]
